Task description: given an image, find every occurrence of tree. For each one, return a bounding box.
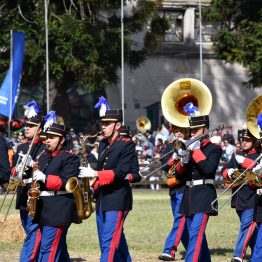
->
[0,0,168,121]
[204,0,262,88]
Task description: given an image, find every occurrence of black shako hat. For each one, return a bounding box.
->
[99,109,123,123]
[189,115,209,128]
[46,123,67,137]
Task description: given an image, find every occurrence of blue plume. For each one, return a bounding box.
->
[94,96,110,117]
[43,111,57,131]
[257,113,262,129]
[23,100,40,118]
[183,102,199,116]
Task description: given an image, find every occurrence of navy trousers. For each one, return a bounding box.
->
[251,222,262,261]
[162,193,189,258]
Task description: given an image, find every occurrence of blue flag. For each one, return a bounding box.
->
[0,31,25,117]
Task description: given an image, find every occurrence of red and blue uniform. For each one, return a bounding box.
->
[180,139,222,262]
[159,143,189,260]
[94,135,138,262]
[29,149,80,262]
[222,149,259,261]
[11,137,45,262]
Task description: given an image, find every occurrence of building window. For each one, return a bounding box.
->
[159,10,184,42]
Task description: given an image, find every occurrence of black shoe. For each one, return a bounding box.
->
[231,257,242,262]
[158,254,175,261]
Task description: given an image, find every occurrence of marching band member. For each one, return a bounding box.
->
[79,97,138,262]
[10,101,45,262]
[250,113,262,262]
[178,103,222,262]
[158,125,189,261]
[32,111,80,261]
[221,129,260,262]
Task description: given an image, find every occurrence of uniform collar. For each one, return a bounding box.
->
[51,149,62,158]
[33,136,41,144]
[244,148,257,154]
[201,138,211,147]
[108,134,121,146]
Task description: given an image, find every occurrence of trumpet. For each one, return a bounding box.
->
[211,153,262,212]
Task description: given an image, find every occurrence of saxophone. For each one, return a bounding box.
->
[66,135,95,220]
[27,160,41,219]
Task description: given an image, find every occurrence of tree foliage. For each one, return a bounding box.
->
[0,0,168,93]
[204,0,262,88]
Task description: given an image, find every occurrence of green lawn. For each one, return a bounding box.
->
[0,189,251,261]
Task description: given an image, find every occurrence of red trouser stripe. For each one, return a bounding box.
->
[29,227,42,262]
[108,211,126,262]
[48,225,64,262]
[171,215,186,257]
[193,214,209,262]
[241,221,257,259]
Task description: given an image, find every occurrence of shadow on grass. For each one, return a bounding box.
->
[71,258,87,262]
[210,247,234,256]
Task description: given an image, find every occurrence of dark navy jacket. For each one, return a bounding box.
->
[221,149,259,210]
[180,140,222,216]
[35,150,80,226]
[11,138,45,210]
[95,135,138,212]
[0,136,10,184]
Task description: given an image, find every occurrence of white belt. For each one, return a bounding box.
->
[40,191,70,196]
[257,189,262,195]
[23,178,32,184]
[186,179,214,187]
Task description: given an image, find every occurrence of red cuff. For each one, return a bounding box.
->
[167,156,175,167]
[98,170,115,186]
[46,175,62,190]
[192,149,206,163]
[242,158,255,170]
[11,166,16,177]
[127,174,133,182]
[222,168,229,179]
[175,161,187,174]
[92,179,100,191]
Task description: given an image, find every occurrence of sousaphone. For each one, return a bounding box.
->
[136,116,151,133]
[246,95,262,139]
[161,78,212,127]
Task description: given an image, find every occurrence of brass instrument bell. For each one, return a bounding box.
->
[136,116,151,133]
[161,78,212,127]
[246,95,262,139]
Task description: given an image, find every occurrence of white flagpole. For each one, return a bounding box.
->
[8,30,13,137]
[121,0,125,124]
[45,0,50,113]
[199,0,203,82]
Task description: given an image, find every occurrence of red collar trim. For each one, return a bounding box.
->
[109,134,120,146]
[33,136,41,144]
[201,139,211,147]
[246,148,257,154]
[51,149,62,157]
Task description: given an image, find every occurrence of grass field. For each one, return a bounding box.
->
[0,189,252,262]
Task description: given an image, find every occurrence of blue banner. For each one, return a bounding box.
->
[0,31,25,117]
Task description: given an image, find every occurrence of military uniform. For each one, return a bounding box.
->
[10,111,45,262]
[31,121,80,262]
[221,131,259,262]
[93,108,138,262]
[158,142,189,261]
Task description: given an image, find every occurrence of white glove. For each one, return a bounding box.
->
[33,170,46,183]
[181,152,190,165]
[172,152,178,160]
[177,148,188,157]
[18,152,34,167]
[253,164,262,175]
[235,155,245,165]
[188,140,201,151]
[79,164,96,178]
[227,168,235,179]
